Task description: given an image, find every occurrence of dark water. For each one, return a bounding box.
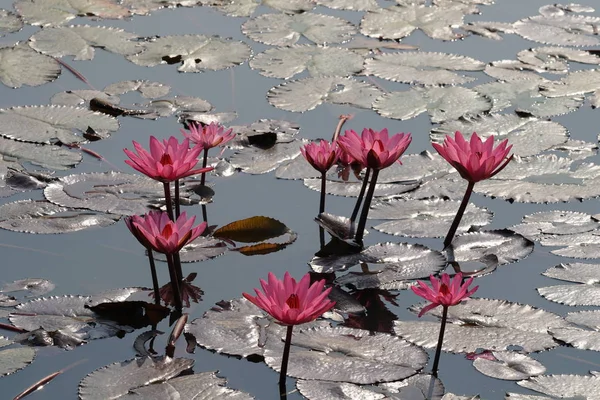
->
[0,0,599,399]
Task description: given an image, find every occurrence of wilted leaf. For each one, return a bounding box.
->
[214,216,289,243]
[242,13,356,46]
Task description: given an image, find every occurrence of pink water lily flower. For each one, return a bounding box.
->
[337,128,412,170]
[181,121,235,150]
[411,273,478,317]
[129,211,206,255]
[124,136,213,182]
[300,140,340,173]
[243,272,335,326]
[432,131,513,183]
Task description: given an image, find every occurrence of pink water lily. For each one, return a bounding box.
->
[243,272,335,326]
[124,136,213,182]
[337,128,412,170]
[181,121,235,150]
[129,211,206,255]
[432,131,513,183]
[411,273,478,317]
[300,140,340,173]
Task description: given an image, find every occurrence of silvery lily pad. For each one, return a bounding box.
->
[364,52,484,86]
[473,352,546,380]
[0,44,61,88]
[540,69,600,97]
[517,46,600,73]
[104,80,170,99]
[474,154,600,203]
[0,10,23,36]
[448,230,534,266]
[0,200,119,234]
[304,177,419,198]
[316,0,379,11]
[538,262,600,306]
[128,35,251,73]
[566,310,600,330]
[517,372,600,398]
[242,13,356,46]
[153,237,227,263]
[29,25,139,60]
[43,172,182,215]
[360,3,474,40]
[116,372,253,399]
[0,336,35,377]
[370,198,492,238]
[229,139,305,174]
[263,326,427,384]
[79,357,194,400]
[1,278,55,296]
[0,137,82,170]
[513,14,600,47]
[462,21,515,40]
[268,76,382,112]
[50,90,120,107]
[250,45,364,79]
[14,0,130,26]
[380,374,445,399]
[550,327,600,351]
[431,115,568,157]
[311,242,446,276]
[142,96,213,119]
[374,87,492,123]
[0,105,119,144]
[483,63,546,82]
[510,211,600,242]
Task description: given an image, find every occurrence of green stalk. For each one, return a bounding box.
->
[279,325,294,389]
[431,306,448,377]
[443,181,475,248]
[146,249,160,305]
[174,179,181,219]
[162,182,174,222]
[350,167,371,224]
[354,169,379,246]
[200,148,209,187]
[165,253,183,310]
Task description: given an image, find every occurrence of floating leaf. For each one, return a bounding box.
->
[1,278,55,296]
[551,327,600,352]
[540,69,600,97]
[517,372,600,398]
[0,10,23,36]
[432,115,568,157]
[304,177,419,198]
[50,90,120,107]
[538,262,600,306]
[370,198,492,238]
[117,372,254,399]
[29,25,139,60]
[514,14,600,47]
[518,46,600,73]
[462,21,515,40]
[104,80,170,99]
[375,87,492,123]
[484,63,546,82]
[0,137,81,170]
[206,0,314,17]
[448,230,534,265]
[79,357,194,400]
[316,0,379,11]
[360,3,474,41]
[264,326,427,384]
[153,237,227,263]
[473,352,546,380]
[0,105,119,145]
[0,337,35,377]
[128,35,251,73]
[365,52,484,86]
[14,0,130,26]
[0,200,119,234]
[229,139,304,174]
[250,45,364,79]
[268,76,381,112]
[0,44,61,88]
[242,13,356,46]
[229,119,299,150]
[566,310,600,330]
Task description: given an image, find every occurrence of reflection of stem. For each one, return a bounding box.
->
[279,325,294,388]
[350,167,371,224]
[432,306,448,377]
[174,179,181,219]
[200,148,209,187]
[443,181,475,249]
[147,249,160,305]
[354,169,379,246]
[165,253,183,310]
[163,182,174,221]
[319,172,327,248]
[173,252,184,290]
[331,114,353,142]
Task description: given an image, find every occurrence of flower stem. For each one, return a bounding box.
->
[200,148,209,187]
[319,172,327,215]
[201,204,208,224]
[350,167,371,224]
[165,253,183,310]
[432,306,448,377]
[174,179,181,219]
[443,181,475,248]
[146,249,160,305]
[162,182,175,222]
[279,325,294,388]
[354,169,379,246]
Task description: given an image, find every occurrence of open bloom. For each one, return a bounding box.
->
[243,272,335,326]
[300,140,340,173]
[124,136,213,182]
[337,128,412,170]
[128,211,206,254]
[180,121,235,150]
[411,273,478,317]
[432,131,513,183]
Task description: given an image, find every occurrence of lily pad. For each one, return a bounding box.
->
[0,44,61,88]
[0,137,81,170]
[538,262,600,306]
[517,372,600,398]
[14,0,130,26]
[473,352,546,381]
[0,337,35,377]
